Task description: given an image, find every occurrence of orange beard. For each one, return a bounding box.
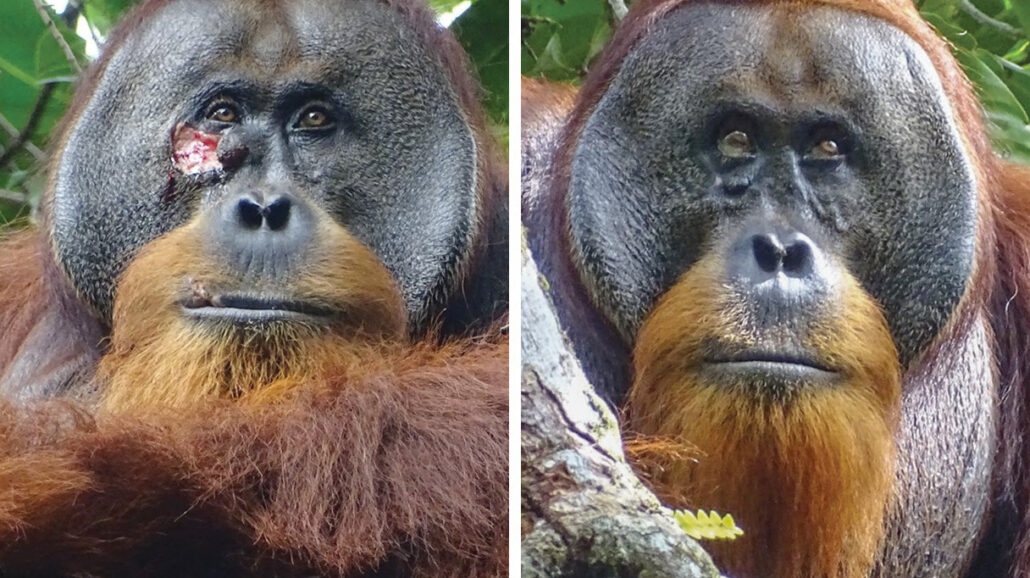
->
[625,256,901,578]
[97,218,407,413]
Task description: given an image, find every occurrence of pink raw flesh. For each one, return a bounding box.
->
[172,124,222,175]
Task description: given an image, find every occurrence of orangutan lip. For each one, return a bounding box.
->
[182,295,333,323]
[706,352,836,374]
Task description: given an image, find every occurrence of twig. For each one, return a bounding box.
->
[0,114,45,160]
[32,0,83,74]
[958,0,1020,39]
[0,82,56,169]
[0,189,29,205]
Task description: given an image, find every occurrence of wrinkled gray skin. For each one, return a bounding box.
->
[568,4,994,577]
[51,0,477,330]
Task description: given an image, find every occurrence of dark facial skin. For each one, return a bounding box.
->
[50,0,478,331]
[568,3,978,368]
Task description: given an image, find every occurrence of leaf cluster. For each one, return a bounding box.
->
[521,0,616,80]
[917,0,1030,163]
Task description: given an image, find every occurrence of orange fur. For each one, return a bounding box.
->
[625,255,901,578]
[0,333,508,577]
[0,228,101,396]
[98,210,406,413]
[0,229,49,375]
[0,217,509,576]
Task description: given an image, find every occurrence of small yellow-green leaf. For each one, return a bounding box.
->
[673,509,744,541]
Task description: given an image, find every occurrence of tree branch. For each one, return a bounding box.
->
[0,189,29,205]
[0,83,56,169]
[33,0,83,73]
[0,113,45,161]
[958,0,1020,38]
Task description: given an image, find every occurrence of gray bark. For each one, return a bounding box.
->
[520,238,723,578]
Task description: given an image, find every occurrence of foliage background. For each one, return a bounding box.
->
[523,0,1030,162]
[0,0,507,224]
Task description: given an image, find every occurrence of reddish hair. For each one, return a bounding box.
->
[0,333,508,576]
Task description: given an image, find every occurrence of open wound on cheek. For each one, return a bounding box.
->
[172,124,222,175]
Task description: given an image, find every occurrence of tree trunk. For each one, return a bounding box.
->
[520,238,724,578]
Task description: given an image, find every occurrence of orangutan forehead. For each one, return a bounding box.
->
[615,3,945,118]
[131,0,428,76]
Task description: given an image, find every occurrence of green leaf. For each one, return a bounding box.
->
[429,0,467,17]
[918,0,960,22]
[989,53,1030,110]
[1012,0,1030,39]
[82,0,138,37]
[522,0,611,81]
[963,48,1028,123]
[1002,39,1029,63]
[921,12,977,51]
[0,198,31,225]
[529,32,574,78]
[34,13,87,80]
[986,109,1030,164]
[452,0,508,127]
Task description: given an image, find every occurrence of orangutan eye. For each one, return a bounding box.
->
[295,105,336,131]
[205,100,240,124]
[718,130,755,158]
[809,139,841,160]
